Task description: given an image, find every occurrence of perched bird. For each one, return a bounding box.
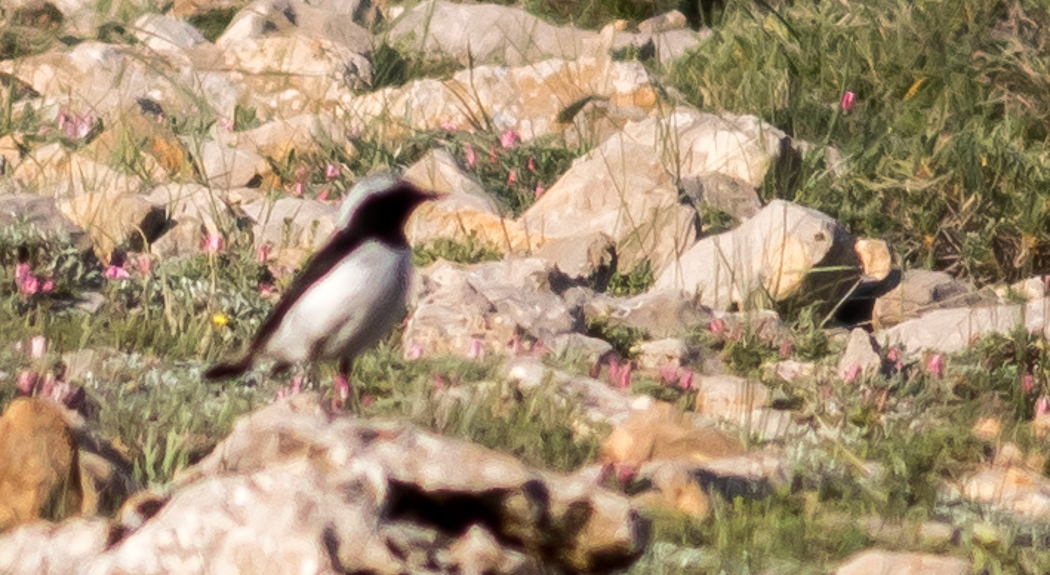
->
[203,174,437,391]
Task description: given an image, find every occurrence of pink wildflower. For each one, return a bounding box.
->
[507,170,518,185]
[527,156,536,172]
[658,364,679,385]
[840,91,856,114]
[886,347,903,371]
[779,340,793,359]
[926,354,945,378]
[15,263,30,284]
[291,181,304,197]
[467,338,484,360]
[203,234,224,253]
[1022,373,1036,394]
[256,244,272,262]
[406,342,425,360]
[332,374,350,409]
[489,146,499,164]
[708,318,727,337]
[464,145,477,168]
[440,121,457,132]
[678,370,695,391]
[499,129,520,148]
[40,279,54,293]
[104,265,130,280]
[507,335,522,356]
[843,363,862,383]
[16,370,37,395]
[360,394,375,407]
[29,336,48,360]
[607,357,632,390]
[324,163,341,180]
[316,189,329,202]
[1037,395,1050,417]
[259,283,277,298]
[19,273,39,296]
[534,186,545,199]
[432,375,446,392]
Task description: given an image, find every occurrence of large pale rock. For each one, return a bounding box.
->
[533,232,615,282]
[389,0,599,66]
[403,148,542,253]
[131,14,207,52]
[954,465,1050,521]
[693,375,768,420]
[834,550,969,575]
[872,270,991,329]
[654,200,861,311]
[876,297,1050,358]
[601,402,743,466]
[0,195,91,252]
[14,143,144,199]
[241,197,338,251]
[520,129,697,275]
[58,189,166,263]
[0,42,224,121]
[218,0,372,53]
[0,518,110,575]
[193,139,269,188]
[0,398,83,532]
[235,114,350,160]
[146,183,231,236]
[404,258,578,358]
[343,57,659,145]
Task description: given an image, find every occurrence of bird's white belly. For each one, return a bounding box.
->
[263,241,411,365]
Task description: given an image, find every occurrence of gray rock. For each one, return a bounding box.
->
[193,139,268,189]
[0,195,91,252]
[534,232,615,283]
[837,328,882,381]
[582,288,710,339]
[680,172,762,223]
[146,183,231,236]
[872,269,993,329]
[132,14,207,52]
[241,197,338,251]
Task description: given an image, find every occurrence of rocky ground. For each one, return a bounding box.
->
[1,0,1049,573]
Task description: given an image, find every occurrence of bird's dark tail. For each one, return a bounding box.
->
[202,356,252,381]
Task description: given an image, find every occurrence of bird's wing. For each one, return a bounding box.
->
[245,228,366,357]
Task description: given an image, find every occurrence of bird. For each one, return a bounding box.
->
[203,173,438,396]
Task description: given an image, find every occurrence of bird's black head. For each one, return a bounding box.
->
[344,180,438,246]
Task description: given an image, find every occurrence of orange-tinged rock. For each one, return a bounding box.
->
[0,398,82,532]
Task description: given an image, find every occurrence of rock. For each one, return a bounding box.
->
[834,550,969,575]
[654,199,861,312]
[955,465,1050,521]
[855,237,892,282]
[693,374,768,419]
[58,189,166,263]
[504,358,650,427]
[520,124,697,275]
[15,143,144,199]
[389,0,599,66]
[638,10,688,34]
[547,333,614,365]
[81,107,192,180]
[872,270,991,329]
[770,360,815,382]
[402,148,541,253]
[876,297,1050,358]
[0,518,110,575]
[132,14,207,52]
[1006,276,1049,302]
[241,196,338,251]
[837,328,882,382]
[344,57,659,145]
[533,232,615,282]
[236,114,351,160]
[581,288,710,339]
[0,398,83,532]
[220,35,372,114]
[0,195,91,252]
[218,0,372,54]
[972,417,1001,442]
[193,139,269,189]
[150,219,206,259]
[630,461,710,519]
[404,259,578,358]
[601,402,743,466]
[680,172,762,223]
[156,394,649,574]
[633,338,691,371]
[146,183,232,236]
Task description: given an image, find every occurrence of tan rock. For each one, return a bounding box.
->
[872,270,991,329]
[15,143,145,199]
[58,188,166,263]
[0,398,83,532]
[834,549,968,575]
[601,402,743,466]
[971,417,1001,441]
[855,237,892,282]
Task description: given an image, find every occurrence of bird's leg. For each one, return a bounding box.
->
[336,358,356,412]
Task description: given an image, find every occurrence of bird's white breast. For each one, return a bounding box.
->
[263,240,412,365]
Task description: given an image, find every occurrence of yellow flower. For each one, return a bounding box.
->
[211,312,230,328]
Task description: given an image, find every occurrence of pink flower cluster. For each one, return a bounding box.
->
[605,356,633,390]
[15,263,55,296]
[658,364,696,391]
[57,108,97,140]
[15,336,84,410]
